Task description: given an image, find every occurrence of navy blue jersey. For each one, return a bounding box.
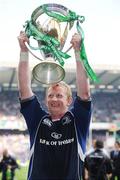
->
[20,95,91,180]
[85,149,112,180]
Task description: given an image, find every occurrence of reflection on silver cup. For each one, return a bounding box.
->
[33,56,65,85]
[24,3,86,84]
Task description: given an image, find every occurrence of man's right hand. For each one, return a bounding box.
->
[18,31,29,52]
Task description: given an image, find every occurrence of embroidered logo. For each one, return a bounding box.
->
[42,118,52,127]
[51,132,62,139]
[62,116,71,125]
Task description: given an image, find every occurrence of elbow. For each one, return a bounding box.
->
[79,91,91,101]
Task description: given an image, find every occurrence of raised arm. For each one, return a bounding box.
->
[70,33,90,100]
[17,31,33,100]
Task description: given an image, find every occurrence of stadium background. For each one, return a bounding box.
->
[0,64,120,179]
[0,0,120,179]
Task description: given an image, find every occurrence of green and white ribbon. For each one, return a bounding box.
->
[25,20,70,66]
[24,3,99,82]
[76,21,99,82]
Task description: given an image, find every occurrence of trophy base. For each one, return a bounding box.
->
[32,61,65,85]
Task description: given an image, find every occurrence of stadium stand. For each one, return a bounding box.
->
[0,66,120,164]
[93,91,120,122]
[0,90,120,123]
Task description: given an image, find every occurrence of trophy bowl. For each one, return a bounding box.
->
[32,56,65,85]
[24,3,70,85]
[24,3,95,85]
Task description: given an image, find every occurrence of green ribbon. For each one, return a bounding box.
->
[24,4,99,82]
[25,21,70,66]
[76,21,99,82]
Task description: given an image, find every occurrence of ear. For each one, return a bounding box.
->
[67,96,73,106]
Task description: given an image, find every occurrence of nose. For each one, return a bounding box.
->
[52,95,58,101]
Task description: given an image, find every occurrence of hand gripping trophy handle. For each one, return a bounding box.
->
[24,3,72,85]
[24,3,98,85]
[25,36,65,85]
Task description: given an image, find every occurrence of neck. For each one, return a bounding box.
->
[51,112,65,120]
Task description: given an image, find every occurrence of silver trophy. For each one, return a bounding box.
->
[24,3,86,85]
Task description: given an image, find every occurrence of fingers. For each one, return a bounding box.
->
[18,31,29,51]
[70,33,82,51]
[71,33,81,41]
[20,30,24,34]
[18,31,28,42]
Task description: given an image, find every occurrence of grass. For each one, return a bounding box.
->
[0,165,28,180]
[16,166,28,180]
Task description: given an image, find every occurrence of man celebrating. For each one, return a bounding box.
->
[17,31,92,180]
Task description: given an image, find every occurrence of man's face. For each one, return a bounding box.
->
[46,85,72,116]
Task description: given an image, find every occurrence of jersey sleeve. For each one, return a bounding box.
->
[20,95,47,140]
[71,96,92,153]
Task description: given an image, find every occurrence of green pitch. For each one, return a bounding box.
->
[0,166,28,180]
[16,166,28,180]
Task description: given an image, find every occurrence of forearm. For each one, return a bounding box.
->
[75,50,90,100]
[18,51,33,99]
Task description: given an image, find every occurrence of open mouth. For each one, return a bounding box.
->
[51,103,59,107]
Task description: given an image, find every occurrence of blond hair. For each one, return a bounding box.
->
[46,81,72,98]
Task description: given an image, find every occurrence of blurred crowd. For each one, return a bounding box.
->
[0,91,120,122]
[0,91,20,117]
[93,92,120,122]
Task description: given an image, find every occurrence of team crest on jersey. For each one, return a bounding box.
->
[51,132,62,139]
[62,116,71,125]
[42,118,52,127]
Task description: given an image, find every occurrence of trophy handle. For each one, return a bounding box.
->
[25,42,65,85]
[25,42,43,61]
[25,41,72,60]
[65,45,73,53]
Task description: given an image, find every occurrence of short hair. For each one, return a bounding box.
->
[46,81,72,98]
[95,140,104,149]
